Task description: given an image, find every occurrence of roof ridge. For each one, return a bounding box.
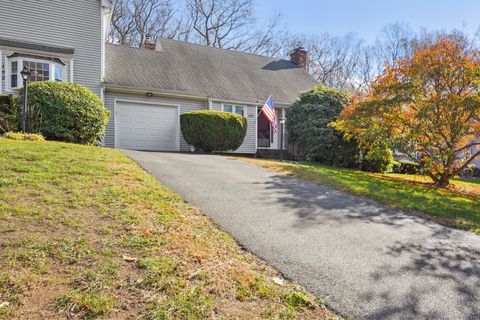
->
[106,39,288,63]
[157,37,283,61]
[106,42,158,52]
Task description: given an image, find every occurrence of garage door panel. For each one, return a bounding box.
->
[115,102,179,151]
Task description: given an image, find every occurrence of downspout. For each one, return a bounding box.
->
[208,98,213,110]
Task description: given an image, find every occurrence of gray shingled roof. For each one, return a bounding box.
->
[0,37,74,55]
[105,38,317,105]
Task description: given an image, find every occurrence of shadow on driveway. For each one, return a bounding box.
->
[125,151,480,320]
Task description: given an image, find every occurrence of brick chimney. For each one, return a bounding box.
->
[143,34,156,50]
[290,47,308,69]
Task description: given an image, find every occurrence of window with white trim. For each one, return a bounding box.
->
[222,104,245,117]
[10,61,18,88]
[8,57,65,89]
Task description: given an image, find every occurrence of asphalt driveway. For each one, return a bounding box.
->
[125,151,480,320]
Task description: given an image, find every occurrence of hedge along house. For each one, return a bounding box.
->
[0,0,316,154]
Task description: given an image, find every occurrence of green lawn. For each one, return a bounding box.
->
[0,138,335,320]
[239,158,480,234]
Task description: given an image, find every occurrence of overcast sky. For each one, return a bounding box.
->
[255,0,480,43]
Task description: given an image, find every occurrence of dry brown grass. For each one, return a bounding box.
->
[0,139,337,319]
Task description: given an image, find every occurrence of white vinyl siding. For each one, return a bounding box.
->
[212,101,257,154]
[104,91,207,151]
[0,0,102,96]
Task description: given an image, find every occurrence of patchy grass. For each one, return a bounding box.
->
[0,138,337,319]
[238,158,480,234]
[54,291,116,319]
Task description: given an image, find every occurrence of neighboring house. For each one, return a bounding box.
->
[470,142,480,168]
[0,0,112,98]
[0,0,316,155]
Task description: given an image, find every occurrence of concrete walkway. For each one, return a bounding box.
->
[125,151,480,320]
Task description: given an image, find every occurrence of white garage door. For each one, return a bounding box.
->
[115,101,179,151]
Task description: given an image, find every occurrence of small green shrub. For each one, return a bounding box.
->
[3,132,45,141]
[20,82,109,145]
[283,290,315,311]
[0,95,19,134]
[362,142,394,173]
[180,110,247,152]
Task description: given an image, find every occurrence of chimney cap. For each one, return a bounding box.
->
[143,34,156,50]
[290,46,308,69]
[292,46,306,53]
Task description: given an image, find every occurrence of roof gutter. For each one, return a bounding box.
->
[103,83,294,107]
[103,83,208,101]
[208,97,292,107]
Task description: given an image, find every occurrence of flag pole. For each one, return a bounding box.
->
[280,116,285,161]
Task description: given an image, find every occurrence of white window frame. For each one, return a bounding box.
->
[6,56,66,91]
[221,103,246,117]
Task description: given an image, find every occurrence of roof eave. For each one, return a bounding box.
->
[208,97,293,107]
[0,38,74,57]
[102,83,209,101]
[103,83,295,106]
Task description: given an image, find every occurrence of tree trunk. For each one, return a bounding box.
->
[434,173,451,188]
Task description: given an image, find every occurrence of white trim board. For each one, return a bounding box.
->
[0,50,2,94]
[220,103,246,117]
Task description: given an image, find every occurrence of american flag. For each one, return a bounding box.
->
[260,96,277,132]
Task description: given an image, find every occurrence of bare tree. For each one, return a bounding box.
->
[183,0,284,55]
[109,0,183,47]
[373,22,413,70]
[109,0,284,54]
[109,0,136,45]
[235,12,285,56]
[285,33,364,91]
[413,28,472,52]
[185,0,253,48]
[354,45,377,92]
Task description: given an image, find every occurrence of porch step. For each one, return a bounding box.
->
[256,149,294,160]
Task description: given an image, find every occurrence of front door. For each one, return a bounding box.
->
[257,109,271,148]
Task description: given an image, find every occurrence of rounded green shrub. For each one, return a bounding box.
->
[20,82,109,145]
[180,110,247,152]
[286,84,359,167]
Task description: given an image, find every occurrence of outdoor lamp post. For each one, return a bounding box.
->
[280,117,286,161]
[20,67,31,132]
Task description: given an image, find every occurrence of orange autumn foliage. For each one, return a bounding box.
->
[333,38,480,186]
